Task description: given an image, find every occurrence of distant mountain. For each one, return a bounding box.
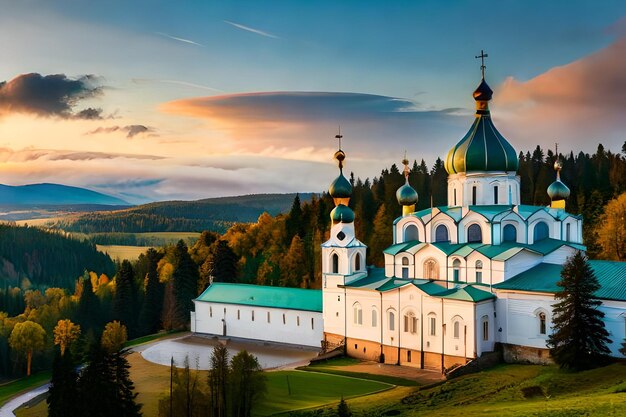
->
[51,193,315,234]
[0,183,128,206]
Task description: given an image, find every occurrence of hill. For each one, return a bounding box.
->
[50,193,314,234]
[0,183,128,206]
[0,224,115,290]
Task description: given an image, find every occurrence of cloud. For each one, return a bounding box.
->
[131,78,222,92]
[0,148,164,163]
[87,124,155,138]
[223,20,278,39]
[495,36,626,151]
[0,73,103,119]
[161,91,468,159]
[155,32,204,47]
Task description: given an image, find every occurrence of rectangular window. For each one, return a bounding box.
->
[429,317,436,336]
[493,186,499,204]
[472,186,477,205]
[412,317,418,334]
[372,310,378,327]
[453,270,459,282]
[311,318,314,330]
[267,311,270,323]
[237,310,240,320]
[209,307,212,318]
[283,314,286,325]
[476,271,482,284]
[404,315,409,332]
[483,320,489,341]
[389,312,395,331]
[566,223,571,241]
[407,350,412,362]
[454,189,457,206]
[252,310,255,321]
[297,316,300,326]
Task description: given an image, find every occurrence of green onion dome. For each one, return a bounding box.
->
[445,78,518,174]
[396,183,418,206]
[329,173,352,198]
[547,180,570,201]
[330,204,355,223]
[548,161,570,201]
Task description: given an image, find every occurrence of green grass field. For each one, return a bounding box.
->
[14,358,626,417]
[0,371,51,407]
[96,245,151,261]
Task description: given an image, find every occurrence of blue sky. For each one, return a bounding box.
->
[0,1,625,202]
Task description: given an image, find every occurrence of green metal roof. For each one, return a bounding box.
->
[383,240,422,256]
[195,283,322,312]
[469,205,514,221]
[343,268,389,289]
[493,261,626,301]
[435,285,496,302]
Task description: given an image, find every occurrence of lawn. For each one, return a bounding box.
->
[96,245,151,261]
[0,371,51,407]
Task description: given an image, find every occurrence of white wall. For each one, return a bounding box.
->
[193,301,323,348]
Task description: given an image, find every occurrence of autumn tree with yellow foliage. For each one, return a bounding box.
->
[53,319,81,356]
[9,321,46,376]
[595,192,626,261]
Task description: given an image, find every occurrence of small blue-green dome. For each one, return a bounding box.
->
[396,183,418,206]
[330,204,355,223]
[329,173,352,198]
[547,180,570,201]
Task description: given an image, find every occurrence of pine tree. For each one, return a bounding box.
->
[172,240,199,329]
[76,273,101,334]
[620,340,626,357]
[47,350,79,417]
[113,260,136,337]
[229,350,266,417]
[369,205,392,267]
[208,345,229,417]
[138,248,164,335]
[285,194,303,244]
[547,251,612,370]
[337,396,352,417]
[212,240,238,283]
[111,349,143,417]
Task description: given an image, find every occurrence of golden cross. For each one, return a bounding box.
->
[475,50,488,78]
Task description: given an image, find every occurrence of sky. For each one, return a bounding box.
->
[1,0,626,203]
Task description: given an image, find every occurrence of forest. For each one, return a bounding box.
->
[0,143,623,380]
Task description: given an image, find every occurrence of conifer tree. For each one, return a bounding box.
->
[172,240,199,329]
[285,194,303,244]
[111,349,143,417]
[212,240,238,283]
[208,345,229,417]
[620,340,626,357]
[337,396,352,417]
[113,260,136,337]
[279,235,308,287]
[48,350,79,417]
[138,248,164,335]
[547,251,612,370]
[229,350,266,417]
[76,273,100,334]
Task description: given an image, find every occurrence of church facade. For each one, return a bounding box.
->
[192,66,626,369]
[320,72,626,369]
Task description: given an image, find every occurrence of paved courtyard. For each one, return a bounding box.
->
[141,334,320,370]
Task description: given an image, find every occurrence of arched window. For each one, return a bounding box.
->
[503,224,517,242]
[482,315,489,341]
[539,312,546,335]
[566,223,571,241]
[401,256,410,279]
[404,224,419,242]
[475,260,483,284]
[452,259,461,282]
[331,253,339,273]
[453,321,460,339]
[403,312,417,334]
[354,253,361,271]
[353,303,363,325]
[388,311,395,331]
[424,259,439,279]
[435,225,449,242]
[467,224,482,243]
[428,313,437,336]
[371,308,378,327]
[533,221,549,242]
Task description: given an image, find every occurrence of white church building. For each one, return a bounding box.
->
[192,66,626,369]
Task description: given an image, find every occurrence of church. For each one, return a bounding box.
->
[192,62,626,369]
